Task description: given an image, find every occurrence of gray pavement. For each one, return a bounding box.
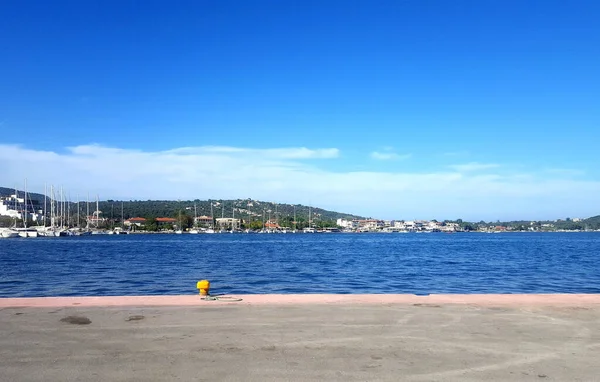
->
[1,303,599,381]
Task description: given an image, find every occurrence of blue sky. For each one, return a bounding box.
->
[1,0,599,220]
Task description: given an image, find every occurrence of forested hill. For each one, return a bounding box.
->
[96,199,363,224]
[0,187,363,223]
[2,186,598,228]
[584,215,600,226]
[0,187,46,203]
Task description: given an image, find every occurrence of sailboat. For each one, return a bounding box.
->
[15,180,39,237]
[91,195,109,234]
[292,205,297,233]
[114,202,128,234]
[204,202,216,233]
[174,208,183,234]
[0,227,19,238]
[189,203,199,234]
[38,185,59,237]
[230,204,237,233]
[76,196,91,236]
[0,191,20,237]
[303,205,316,233]
[218,202,226,233]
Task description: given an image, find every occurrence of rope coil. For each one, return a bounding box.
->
[201,295,243,302]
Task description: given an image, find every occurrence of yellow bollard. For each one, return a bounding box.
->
[197,280,210,296]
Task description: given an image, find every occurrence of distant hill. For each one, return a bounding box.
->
[0,187,47,203]
[584,215,600,226]
[585,215,600,223]
[1,187,364,224]
[97,198,363,225]
[2,186,597,228]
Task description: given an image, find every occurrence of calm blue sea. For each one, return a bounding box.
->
[1,233,599,297]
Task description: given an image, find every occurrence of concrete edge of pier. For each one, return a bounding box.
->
[2,293,600,308]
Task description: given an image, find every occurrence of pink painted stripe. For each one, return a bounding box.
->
[1,294,599,308]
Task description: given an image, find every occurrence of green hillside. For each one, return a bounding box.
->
[96,198,363,226]
[2,186,598,230]
[0,187,363,228]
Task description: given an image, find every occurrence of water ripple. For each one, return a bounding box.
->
[1,233,600,297]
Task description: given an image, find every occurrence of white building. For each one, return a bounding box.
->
[336,218,358,229]
[0,195,22,219]
[336,218,348,227]
[216,218,241,229]
[0,194,43,222]
[393,220,406,229]
[441,222,460,232]
[359,219,384,230]
[427,221,442,231]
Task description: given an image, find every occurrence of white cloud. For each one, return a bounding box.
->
[70,144,340,159]
[449,162,500,172]
[543,168,585,177]
[370,151,412,161]
[1,143,599,221]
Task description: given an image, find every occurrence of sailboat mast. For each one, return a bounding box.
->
[86,193,90,229]
[23,179,28,228]
[96,195,99,228]
[60,186,63,229]
[44,183,47,227]
[67,193,70,228]
[50,185,54,228]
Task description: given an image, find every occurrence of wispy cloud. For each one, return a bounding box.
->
[1,143,598,221]
[71,145,340,160]
[370,151,412,161]
[449,162,500,172]
[543,168,585,177]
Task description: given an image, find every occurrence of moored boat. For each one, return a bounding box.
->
[14,228,39,238]
[0,228,19,238]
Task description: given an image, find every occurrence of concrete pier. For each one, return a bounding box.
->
[1,294,599,381]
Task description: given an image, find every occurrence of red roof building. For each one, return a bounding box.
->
[156,217,177,223]
[124,217,146,226]
[265,221,281,229]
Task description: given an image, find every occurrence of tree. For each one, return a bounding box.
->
[248,220,263,230]
[462,223,476,231]
[174,210,193,229]
[145,217,158,232]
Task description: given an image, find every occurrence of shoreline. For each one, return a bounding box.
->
[2,293,600,308]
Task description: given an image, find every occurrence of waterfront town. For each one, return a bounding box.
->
[1,190,597,237]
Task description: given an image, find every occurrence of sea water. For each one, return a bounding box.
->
[1,232,599,297]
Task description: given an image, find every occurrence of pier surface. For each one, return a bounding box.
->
[1,294,599,381]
